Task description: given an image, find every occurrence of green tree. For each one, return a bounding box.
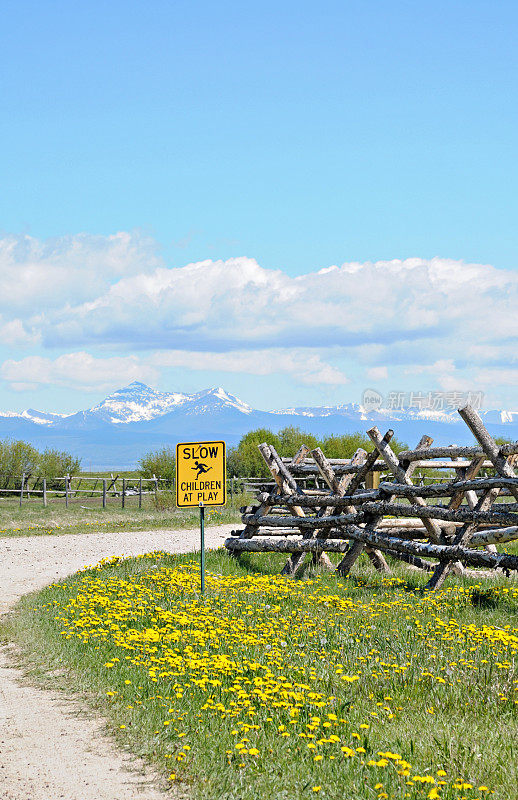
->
[38,448,82,489]
[229,428,281,478]
[320,432,371,458]
[0,439,39,489]
[228,426,409,479]
[138,446,176,487]
[277,426,320,457]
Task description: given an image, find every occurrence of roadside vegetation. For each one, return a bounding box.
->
[0,428,512,538]
[226,427,408,479]
[3,549,516,800]
[0,439,81,488]
[0,494,244,538]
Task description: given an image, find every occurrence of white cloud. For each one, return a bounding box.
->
[1,352,158,392]
[0,348,347,392]
[34,255,518,359]
[152,349,349,385]
[0,318,39,346]
[0,231,162,316]
[475,367,518,388]
[1,235,517,398]
[366,366,388,380]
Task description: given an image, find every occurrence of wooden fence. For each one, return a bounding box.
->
[225,404,518,589]
[1,474,252,509]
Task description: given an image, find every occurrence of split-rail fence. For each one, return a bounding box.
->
[225,405,518,589]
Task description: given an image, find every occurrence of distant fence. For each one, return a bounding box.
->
[0,473,254,510]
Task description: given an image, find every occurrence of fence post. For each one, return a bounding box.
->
[122,477,126,509]
[102,478,107,508]
[139,477,142,509]
[20,472,25,508]
[43,477,47,508]
[153,474,158,500]
[65,475,69,508]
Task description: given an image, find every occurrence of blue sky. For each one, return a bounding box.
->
[0,1,517,413]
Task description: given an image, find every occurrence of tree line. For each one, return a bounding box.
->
[138,426,409,484]
[0,439,81,489]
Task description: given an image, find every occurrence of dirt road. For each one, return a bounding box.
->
[0,525,234,800]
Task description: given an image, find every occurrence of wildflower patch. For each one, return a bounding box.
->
[22,550,518,799]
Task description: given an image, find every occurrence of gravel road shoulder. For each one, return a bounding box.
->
[0,524,234,800]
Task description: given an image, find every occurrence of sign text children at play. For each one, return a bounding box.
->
[176,441,226,507]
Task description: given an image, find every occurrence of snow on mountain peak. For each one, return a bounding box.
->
[189,386,253,415]
[90,382,190,423]
[0,383,515,430]
[82,382,253,423]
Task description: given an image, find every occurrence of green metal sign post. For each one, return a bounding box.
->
[200,502,205,594]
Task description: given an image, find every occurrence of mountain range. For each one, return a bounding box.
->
[0,382,516,469]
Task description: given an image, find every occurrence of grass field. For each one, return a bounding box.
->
[0,492,245,537]
[3,549,517,800]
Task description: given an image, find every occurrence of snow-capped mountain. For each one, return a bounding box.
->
[185,387,253,416]
[0,382,254,429]
[87,382,253,423]
[272,402,518,426]
[0,408,70,425]
[0,382,515,468]
[89,382,191,423]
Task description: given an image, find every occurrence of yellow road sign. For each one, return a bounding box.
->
[176,440,226,507]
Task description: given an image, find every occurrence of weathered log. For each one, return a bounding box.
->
[427,484,502,589]
[362,500,518,526]
[306,446,360,569]
[470,526,518,545]
[448,450,485,512]
[337,433,435,575]
[343,524,518,571]
[241,512,360,528]
[262,443,331,575]
[257,491,377,508]
[225,531,518,571]
[271,444,336,573]
[311,446,365,495]
[345,434,394,494]
[235,523,462,541]
[426,453,494,587]
[335,430,397,576]
[379,477,518,498]
[227,536,352,553]
[384,552,436,571]
[397,442,518,462]
[288,459,495,475]
[239,444,309,540]
[458,405,518,501]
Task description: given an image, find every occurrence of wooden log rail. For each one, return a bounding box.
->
[397,442,518,462]
[361,501,518,526]
[378,477,518,497]
[284,459,497,474]
[225,529,518,571]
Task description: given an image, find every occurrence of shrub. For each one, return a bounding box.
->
[138,446,176,487]
[0,439,40,489]
[226,428,281,479]
[277,426,320,457]
[39,448,82,488]
[228,427,408,478]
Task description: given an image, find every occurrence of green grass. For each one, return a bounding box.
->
[0,492,245,537]
[2,549,517,800]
